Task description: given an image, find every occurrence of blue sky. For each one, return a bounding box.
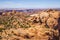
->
[0,0,60,9]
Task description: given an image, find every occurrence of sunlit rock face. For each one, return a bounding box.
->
[0,9,60,40]
[49,11,60,19]
[40,12,49,23]
[47,17,58,28]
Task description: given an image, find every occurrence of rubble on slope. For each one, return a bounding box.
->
[0,9,60,40]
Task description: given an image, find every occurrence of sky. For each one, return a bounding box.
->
[0,0,60,9]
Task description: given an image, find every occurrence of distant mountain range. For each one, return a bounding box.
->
[0,8,60,13]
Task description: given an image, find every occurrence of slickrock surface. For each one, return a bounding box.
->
[0,9,60,40]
